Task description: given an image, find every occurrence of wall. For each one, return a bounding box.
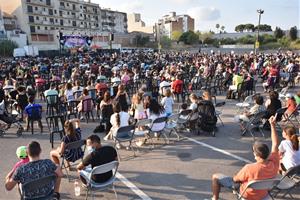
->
[6,30,27,47]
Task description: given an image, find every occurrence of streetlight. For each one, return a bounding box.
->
[255,9,264,55]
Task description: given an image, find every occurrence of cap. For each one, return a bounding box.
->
[16,146,27,159]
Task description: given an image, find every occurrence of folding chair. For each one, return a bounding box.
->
[20,175,56,200]
[113,125,136,158]
[61,139,86,181]
[80,98,95,123]
[271,165,300,199]
[235,178,280,200]
[46,115,65,148]
[176,109,193,131]
[134,119,152,137]
[241,111,268,139]
[274,107,287,130]
[286,104,300,128]
[67,100,79,119]
[164,113,180,141]
[236,94,255,114]
[215,101,226,126]
[84,161,119,200]
[148,116,168,146]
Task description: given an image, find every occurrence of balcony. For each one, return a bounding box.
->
[43,21,50,25]
[26,0,53,7]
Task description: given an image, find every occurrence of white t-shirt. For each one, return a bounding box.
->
[110,111,130,128]
[161,97,174,115]
[279,140,300,170]
[189,103,198,111]
[64,89,74,101]
[147,110,166,132]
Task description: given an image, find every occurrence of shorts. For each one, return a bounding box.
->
[215,173,239,190]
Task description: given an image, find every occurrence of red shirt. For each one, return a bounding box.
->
[95,83,108,92]
[172,79,184,93]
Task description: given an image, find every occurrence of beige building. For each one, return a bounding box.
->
[155,12,194,39]
[127,13,153,34]
[2,0,128,50]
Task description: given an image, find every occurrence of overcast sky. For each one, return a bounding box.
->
[93,0,300,32]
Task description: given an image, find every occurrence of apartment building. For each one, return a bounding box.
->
[101,8,127,33]
[155,12,194,39]
[127,13,153,34]
[0,10,6,39]
[3,0,128,50]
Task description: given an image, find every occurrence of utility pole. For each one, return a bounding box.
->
[255,9,264,55]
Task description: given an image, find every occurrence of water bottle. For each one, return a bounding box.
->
[74,180,80,196]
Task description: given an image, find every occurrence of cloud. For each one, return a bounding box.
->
[167,0,193,4]
[187,6,221,21]
[94,0,143,13]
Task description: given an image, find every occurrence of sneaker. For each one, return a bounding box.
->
[116,143,121,149]
[103,136,109,141]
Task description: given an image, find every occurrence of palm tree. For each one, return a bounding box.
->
[215,24,220,32]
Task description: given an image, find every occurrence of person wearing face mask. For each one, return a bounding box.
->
[77,135,118,185]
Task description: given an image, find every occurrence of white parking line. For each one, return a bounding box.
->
[117,172,152,200]
[184,137,252,164]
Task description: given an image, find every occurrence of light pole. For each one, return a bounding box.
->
[255,9,264,55]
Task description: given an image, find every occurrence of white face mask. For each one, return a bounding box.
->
[87,146,95,154]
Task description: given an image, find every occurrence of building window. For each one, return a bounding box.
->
[60,19,64,26]
[28,16,34,23]
[46,0,51,6]
[73,4,76,10]
[45,26,48,30]
[49,9,53,15]
[36,16,39,20]
[35,7,38,10]
[30,26,35,33]
[27,5,33,13]
[50,18,54,23]
[37,26,40,30]
[81,22,83,24]
[67,12,70,15]
[55,19,58,23]
[67,3,69,6]
[72,21,76,26]
[59,11,62,16]
[26,0,31,3]
[54,10,57,14]
[50,27,55,30]
[60,2,64,7]
[43,7,46,11]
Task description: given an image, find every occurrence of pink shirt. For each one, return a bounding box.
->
[12,157,29,173]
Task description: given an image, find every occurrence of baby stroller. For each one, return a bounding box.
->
[197,100,217,137]
[0,100,23,137]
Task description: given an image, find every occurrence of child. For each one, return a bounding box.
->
[132,93,146,120]
[6,146,29,180]
[161,89,174,117]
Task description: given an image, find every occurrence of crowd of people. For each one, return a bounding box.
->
[2,50,300,199]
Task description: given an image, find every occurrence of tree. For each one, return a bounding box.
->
[289,26,298,41]
[274,27,285,39]
[254,24,272,32]
[160,36,172,48]
[0,40,18,57]
[179,31,199,45]
[171,31,182,41]
[135,34,150,47]
[220,26,225,33]
[244,24,255,32]
[198,31,213,43]
[235,24,246,32]
[216,24,220,33]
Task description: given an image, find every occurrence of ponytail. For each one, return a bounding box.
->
[284,126,299,151]
[291,134,299,151]
[116,113,120,127]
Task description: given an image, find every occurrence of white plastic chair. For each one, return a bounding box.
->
[84,161,119,200]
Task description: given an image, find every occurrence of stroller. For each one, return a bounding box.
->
[0,100,24,137]
[197,100,218,137]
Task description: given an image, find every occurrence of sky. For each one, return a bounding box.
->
[93,0,300,32]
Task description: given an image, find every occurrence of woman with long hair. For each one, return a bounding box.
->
[50,118,83,166]
[105,103,130,144]
[279,126,300,172]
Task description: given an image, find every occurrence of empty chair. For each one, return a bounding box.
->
[236,94,255,114]
[46,115,65,148]
[271,165,300,199]
[67,100,79,119]
[80,98,94,123]
[164,113,180,140]
[215,101,226,126]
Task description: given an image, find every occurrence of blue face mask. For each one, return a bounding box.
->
[87,146,95,153]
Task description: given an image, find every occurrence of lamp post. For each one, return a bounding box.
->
[255,9,264,55]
